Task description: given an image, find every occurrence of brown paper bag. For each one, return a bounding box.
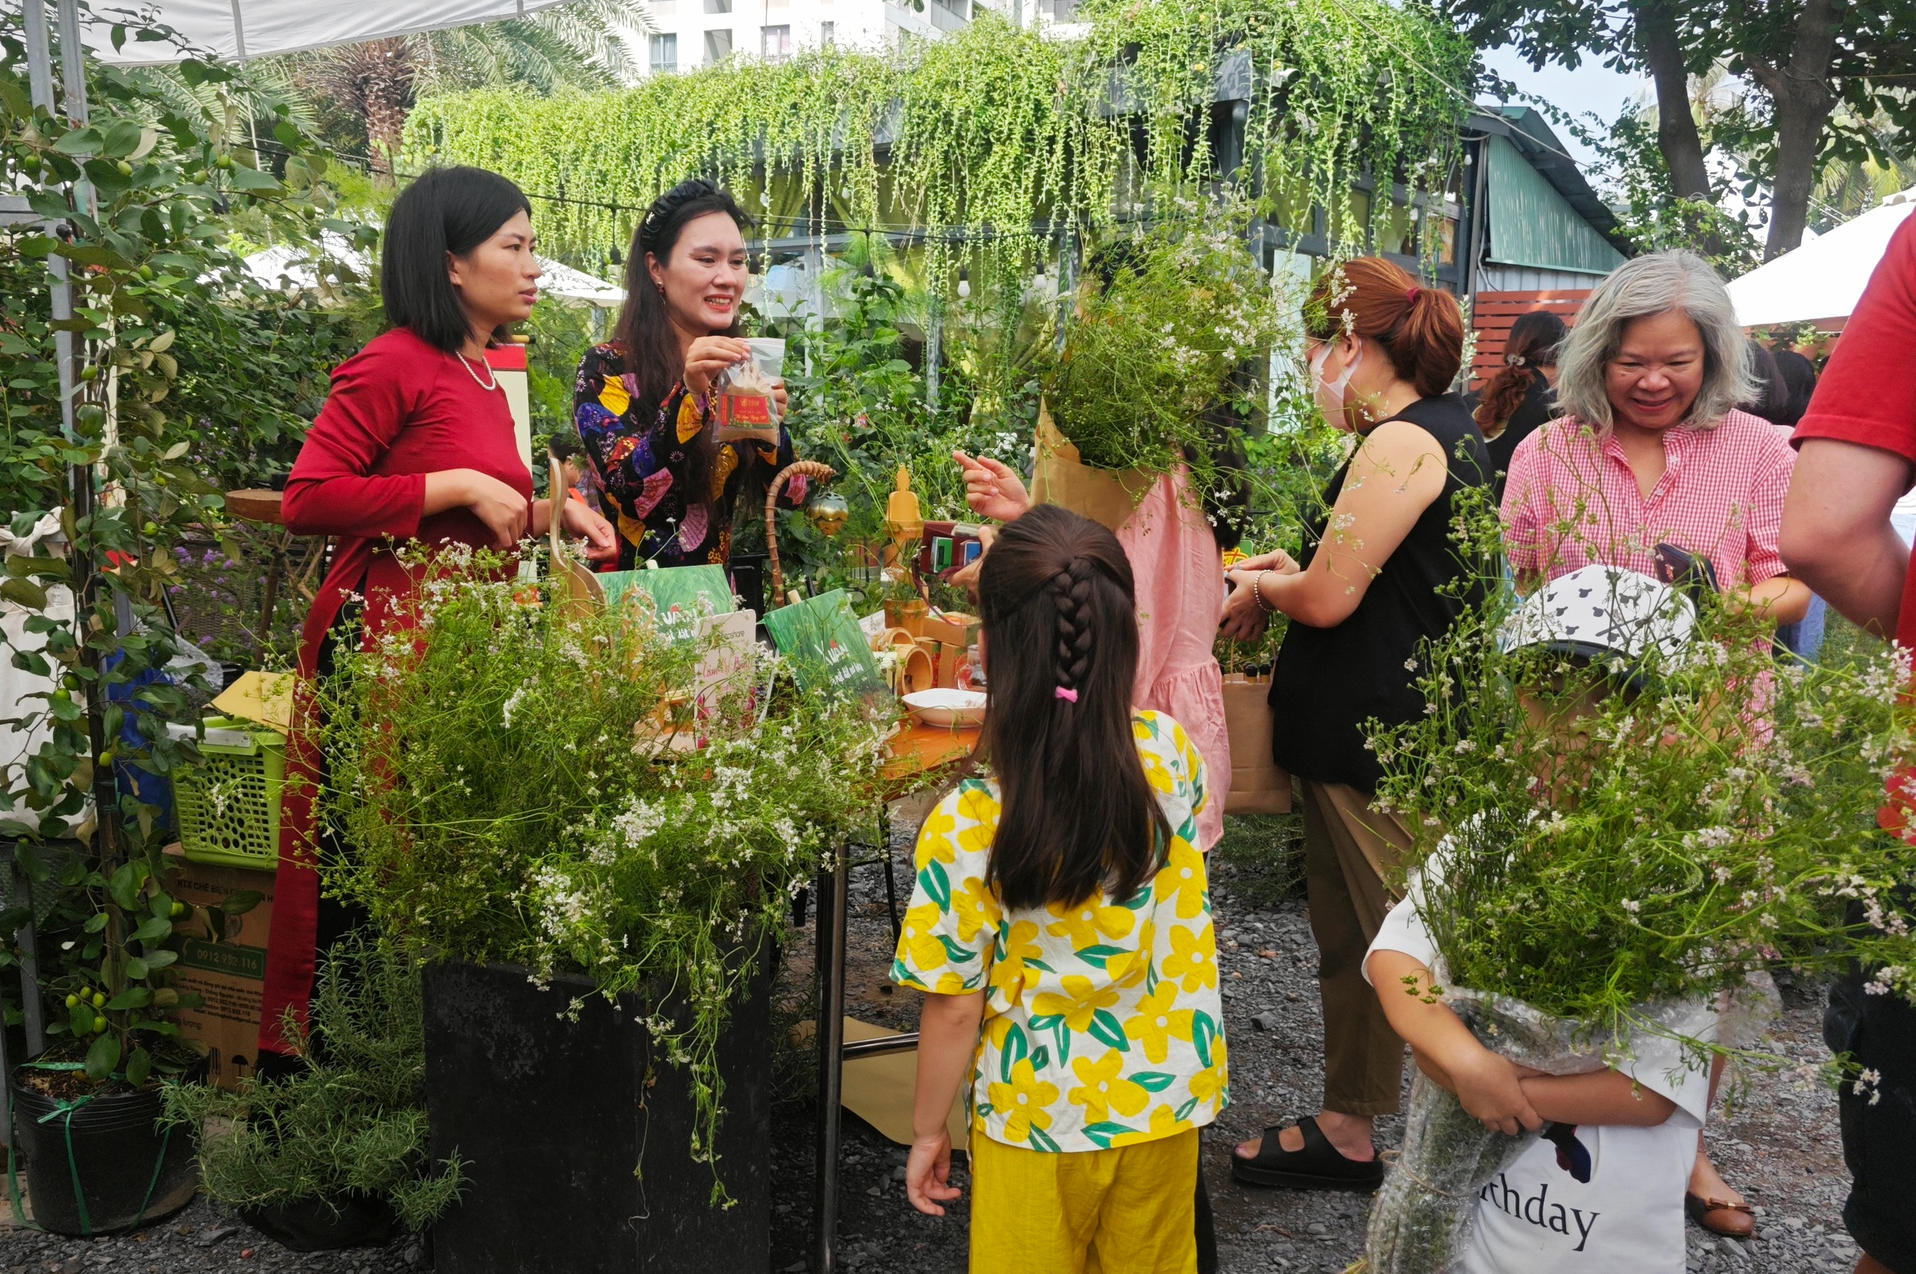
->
[1029,404,1156,532]
[1222,670,1291,814]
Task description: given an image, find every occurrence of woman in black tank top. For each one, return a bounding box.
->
[1216,257,1490,1194]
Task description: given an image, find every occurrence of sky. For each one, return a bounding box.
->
[1479,45,1649,173]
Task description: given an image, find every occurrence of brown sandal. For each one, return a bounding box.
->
[1685,1191,1756,1238]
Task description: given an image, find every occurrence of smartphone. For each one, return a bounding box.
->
[1652,543,1719,599]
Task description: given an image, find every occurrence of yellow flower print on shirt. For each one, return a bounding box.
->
[1155,841,1208,920]
[1124,983,1195,1064]
[989,920,1043,1005]
[988,1059,1059,1145]
[1163,922,1219,992]
[899,902,954,974]
[889,711,1226,1154]
[1045,896,1136,949]
[1032,975,1122,1033]
[1104,919,1156,988]
[914,802,958,870]
[952,877,1003,945]
[1067,1049,1150,1125]
[1110,1103,1193,1147]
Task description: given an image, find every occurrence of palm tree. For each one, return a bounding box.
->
[282,0,651,177]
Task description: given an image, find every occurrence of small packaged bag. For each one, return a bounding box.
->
[714,337,786,444]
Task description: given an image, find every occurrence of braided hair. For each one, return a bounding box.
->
[973,505,1172,912]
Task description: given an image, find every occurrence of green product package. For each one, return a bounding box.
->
[598,565,734,643]
[763,590,889,705]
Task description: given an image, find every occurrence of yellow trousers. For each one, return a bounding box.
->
[968,1128,1198,1274]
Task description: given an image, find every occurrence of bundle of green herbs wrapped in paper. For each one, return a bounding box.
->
[1044,202,1286,483]
[311,547,892,1175]
[1359,568,1916,1274]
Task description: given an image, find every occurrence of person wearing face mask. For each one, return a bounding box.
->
[260,167,618,1073]
[573,178,805,570]
[1216,256,1490,1192]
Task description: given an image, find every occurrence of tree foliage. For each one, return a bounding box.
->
[1447,0,1916,256]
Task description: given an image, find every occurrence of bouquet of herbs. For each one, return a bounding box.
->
[1044,201,1287,483]
[312,548,891,1177]
[1360,588,1916,1273]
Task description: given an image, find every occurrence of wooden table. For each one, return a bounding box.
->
[813,721,979,1274]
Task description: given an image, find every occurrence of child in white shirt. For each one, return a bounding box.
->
[1363,565,1718,1274]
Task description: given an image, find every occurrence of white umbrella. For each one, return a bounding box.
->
[87,0,580,64]
[1728,186,1916,329]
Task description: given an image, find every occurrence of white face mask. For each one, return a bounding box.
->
[1311,340,1363,429]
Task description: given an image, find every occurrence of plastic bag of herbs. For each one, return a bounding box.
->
[160,935,464,1245]
[1043,199,1287,487]
[1357,584,1916,1274]
[309,546,892,1180]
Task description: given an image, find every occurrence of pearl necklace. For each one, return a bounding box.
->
[457,351,499,392]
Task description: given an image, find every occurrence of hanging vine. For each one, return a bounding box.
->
[401,0,1472,281]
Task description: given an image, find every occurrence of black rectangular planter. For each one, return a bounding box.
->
[421,957,773,1274]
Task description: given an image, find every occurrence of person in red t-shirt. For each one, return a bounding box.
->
[258,167,616,1072]
[1782,212,1916,1274]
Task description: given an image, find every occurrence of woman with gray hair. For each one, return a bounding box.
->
[1500,250,1809,1241]
[1502,250,1809,624]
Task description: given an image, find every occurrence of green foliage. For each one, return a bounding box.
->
[1047,204,1291,478]
[161,935,466,1229]
[753,269,1041,608]
[1212,814,1306,908]
[401,0,1472,278]
[314,548,890,1187]
[1372,584,1916,1035]
[0,10,353,1078]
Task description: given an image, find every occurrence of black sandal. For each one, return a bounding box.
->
[1230,1116,1385,1192]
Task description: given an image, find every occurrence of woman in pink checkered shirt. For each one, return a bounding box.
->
[1499,249,1810,1240]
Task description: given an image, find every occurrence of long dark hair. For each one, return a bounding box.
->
[382,166,532,354]
[974,505,1170,911]
[612,179,754,519]
[1771,348,1818,429]
[1474,309,1567,433]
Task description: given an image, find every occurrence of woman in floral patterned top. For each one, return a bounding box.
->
[572,179,804,570]
[894,504,1227,1273]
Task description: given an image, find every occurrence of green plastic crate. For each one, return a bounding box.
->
[169,716,286,870]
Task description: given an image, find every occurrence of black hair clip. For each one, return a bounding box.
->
[639,178,722,251]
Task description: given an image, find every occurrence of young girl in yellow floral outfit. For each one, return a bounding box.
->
[894,504,1228,1274]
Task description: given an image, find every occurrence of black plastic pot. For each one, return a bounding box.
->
[9,1068,199,1235]
[240,1193,399,1251]
[421,957,773,1274]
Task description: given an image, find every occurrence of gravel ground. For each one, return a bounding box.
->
[1,813,1866,1274]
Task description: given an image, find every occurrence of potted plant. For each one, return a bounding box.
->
[879,568,928,635]
[160,935,465,1251]
[310,549,887,1273]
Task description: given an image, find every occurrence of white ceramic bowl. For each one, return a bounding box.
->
[903,688,987,729]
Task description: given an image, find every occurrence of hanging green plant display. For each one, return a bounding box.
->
[401,0,1471,283]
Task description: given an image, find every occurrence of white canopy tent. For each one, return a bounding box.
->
[1728,187,1916,329]
[84,0,578,64]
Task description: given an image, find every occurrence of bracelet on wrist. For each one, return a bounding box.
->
[1251,570,1277,615]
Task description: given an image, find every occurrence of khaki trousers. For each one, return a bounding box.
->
[1300,779,1411,1117]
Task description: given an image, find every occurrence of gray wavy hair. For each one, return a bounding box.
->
[1556,251,1754,432]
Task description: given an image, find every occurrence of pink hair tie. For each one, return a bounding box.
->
[1406,286,1421,303]
[1054,687,1079,702]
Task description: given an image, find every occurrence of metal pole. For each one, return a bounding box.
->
[811,838,848,1274]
